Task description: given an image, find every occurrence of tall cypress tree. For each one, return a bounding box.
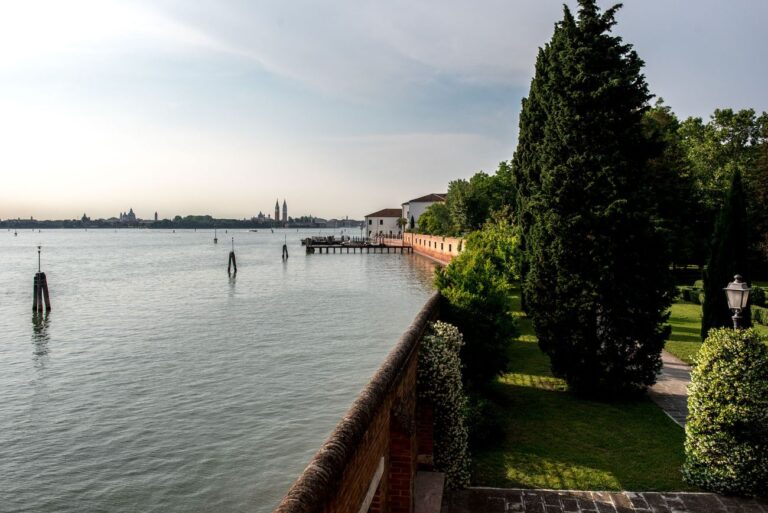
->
[517,0,675,396]
[701,170,751,338]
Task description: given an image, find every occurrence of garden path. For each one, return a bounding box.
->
[648,350,691,427]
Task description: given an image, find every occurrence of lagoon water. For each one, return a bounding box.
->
[0,229,435,513]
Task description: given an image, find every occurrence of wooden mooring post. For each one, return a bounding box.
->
[282,236,289,260]
[32,246,51,312]
[228,238,237,274]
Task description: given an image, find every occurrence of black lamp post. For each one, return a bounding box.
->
[724,274,751,329]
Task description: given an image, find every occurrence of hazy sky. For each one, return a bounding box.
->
[1,0,766,220]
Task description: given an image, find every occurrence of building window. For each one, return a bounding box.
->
[379,219,383,225]
[449,244,452,252]
[368,219,372,225]
[441,243,444,250]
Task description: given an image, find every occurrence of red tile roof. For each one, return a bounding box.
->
[404,193,446,204]
[365,208,403,218]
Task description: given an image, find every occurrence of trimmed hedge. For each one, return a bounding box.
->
[678,286,705,305]
[751,286,766,308]
[683,328,768,496]
[753,306,768,326]
[677,285,765,310]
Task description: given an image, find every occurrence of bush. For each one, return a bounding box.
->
[751,286,766,307]
[678,286,704,305]
[435,211,519,386]
[417,321,470,489]
[753,306,768,326]
[683,328,768,496]
[464,393,505,451]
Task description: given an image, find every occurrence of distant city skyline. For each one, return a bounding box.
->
[1,0,767,220]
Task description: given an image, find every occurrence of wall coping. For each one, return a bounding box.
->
[273,291,442,513]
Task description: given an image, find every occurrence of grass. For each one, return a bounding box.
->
[471,291,692,492]
[665,301,768,365]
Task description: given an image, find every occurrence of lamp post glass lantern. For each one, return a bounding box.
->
[724,274,751,329]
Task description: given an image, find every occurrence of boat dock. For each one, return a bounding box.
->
[306,243,412,254]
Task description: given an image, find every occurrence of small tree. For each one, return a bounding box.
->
[702,170,751,339]
[435,210,519,386]
[683,327,768,496]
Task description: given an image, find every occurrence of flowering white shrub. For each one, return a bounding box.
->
[683,327,768,496]
[417,321,470,489]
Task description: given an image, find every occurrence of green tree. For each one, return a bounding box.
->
[701,170,752,338]
[435,211,519,386]
[417,202,453,235]
[642,100,703,267]
[753,137,768,267]
[445,166,510,234]
[517,0,674,396]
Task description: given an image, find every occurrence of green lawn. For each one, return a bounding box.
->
[665,301,768,365]
[472,291,692,491]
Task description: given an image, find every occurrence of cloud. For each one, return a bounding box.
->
[0,0,241,68]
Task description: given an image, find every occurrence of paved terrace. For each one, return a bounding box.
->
[443,488,768,513]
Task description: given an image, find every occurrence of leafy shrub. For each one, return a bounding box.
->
[751,286,766,308]
[464,393,505,451]
[752,306,768,326]
[678,286,704,305]
[683,328,768,496]
[435,211,519,386]
[417,321,470,489]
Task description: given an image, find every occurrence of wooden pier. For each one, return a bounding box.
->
[306,243,412,255]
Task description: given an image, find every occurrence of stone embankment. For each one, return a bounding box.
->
[273,293,442,513]
[382,234,464,264]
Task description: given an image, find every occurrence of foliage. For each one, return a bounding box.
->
[680,109,768,275]
[417,202,454,236]
[435,211,519,386]
[678,286,704,305]
[702,170,752,338]
[642,100,705,267]
[514,0,674,396]
[683,328,768,496]
[472,288,691,491]
[417,321,470,489]
[417,162,513,237]
[463,393,504,451]
[753,306,768,326]
[445,163,511,234]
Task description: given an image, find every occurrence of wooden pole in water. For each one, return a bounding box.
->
[228,237,237,274]
[282,235,288,260]
[40,272,51,312]
[32,273,40,312]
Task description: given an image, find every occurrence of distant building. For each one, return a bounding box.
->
[401,193,446,230]
[282,199,287,224]
[119,208,137,223]
[274,199,280,224]
[154,211,158,221]
[364,208,402,238]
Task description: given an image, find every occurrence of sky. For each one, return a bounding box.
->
[1,0,767,220]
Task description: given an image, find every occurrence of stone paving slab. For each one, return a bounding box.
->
[443,488,768,513]
[648,350,691,427]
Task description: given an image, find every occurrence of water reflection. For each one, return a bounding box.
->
[408,254,440,289]
[228,273,237,297]
[31,312,51,365]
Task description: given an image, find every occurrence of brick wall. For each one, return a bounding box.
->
[402,233,463,264]
[273,293,440,513]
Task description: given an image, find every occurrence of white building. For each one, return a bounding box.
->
[364,208,402,238]
[401,193,446,230]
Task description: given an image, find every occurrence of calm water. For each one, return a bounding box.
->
[0,228,436,513]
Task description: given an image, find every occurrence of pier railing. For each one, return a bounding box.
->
[273,292,441,513]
